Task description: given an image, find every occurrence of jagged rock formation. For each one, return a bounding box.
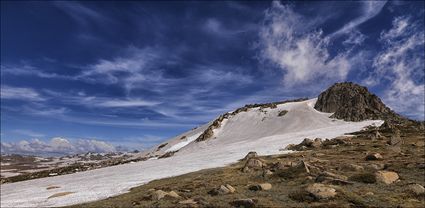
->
[314,82,404,122]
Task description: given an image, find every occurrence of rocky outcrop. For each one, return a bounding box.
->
[314,82,403,122]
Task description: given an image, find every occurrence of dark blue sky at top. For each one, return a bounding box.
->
[1,1,424,150]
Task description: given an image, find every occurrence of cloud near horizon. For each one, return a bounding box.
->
[1,137,117,156]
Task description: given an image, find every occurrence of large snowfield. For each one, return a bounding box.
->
[0,99,383,207]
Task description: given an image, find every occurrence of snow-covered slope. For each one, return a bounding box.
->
[0,99,383,207]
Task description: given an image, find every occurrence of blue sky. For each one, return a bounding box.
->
[1,1,424,153]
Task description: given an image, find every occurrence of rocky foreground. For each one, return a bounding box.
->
[69,121,424,208]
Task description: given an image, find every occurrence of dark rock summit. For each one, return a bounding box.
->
[314,82,403,122]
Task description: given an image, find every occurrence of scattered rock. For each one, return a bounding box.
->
[243,152,258,161]
[156,143,168,151]
[406,184,425,195]
[365,153,383,161]
[305,183,337,200]
[283,144,296,151]
[273,161,296,170]
[151,190,168,200]
[209,184,235,196]
[46,185,60,190]
[249,183,272,191]
[286,138,323,151]
[167,191,180,198]
[218,185,231,195]
[322,136,352,147]
[230,198,256,208]
[277,160,311,179]
[262,169,273,177]
[150,190,180,200]
[375,171,399,184]
[371,130,384,140]
[242,158,263,172]
[158,151,178,159]
[179,199,197,205]
[388,131,402,146]
[224,184,236,193]
[278,110,288,117]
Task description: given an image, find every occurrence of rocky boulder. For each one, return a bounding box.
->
[208,184,236,195]
[365,153,383,161]
[286,138,323,151]
[375,171,399,184]
[242,158,264,172]
[249,183,272,191]
[243,151,258,161]
[230,198,256,208]
[305,183,337,200]
[314,82,402,122]
[150,190,168,200]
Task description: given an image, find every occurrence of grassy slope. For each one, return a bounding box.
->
[69,125,425,208]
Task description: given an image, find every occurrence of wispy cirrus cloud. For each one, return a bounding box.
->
[258,2,350,88]
[330,1,387,37]
[1,64,73,79]
[371,16,425,120]
[1,85,46,101]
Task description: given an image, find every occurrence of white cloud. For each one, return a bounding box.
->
[258,2,350,87]
[1,137,117,155]
[331,1,387,37]
[371,16,424,120]
[1,85,45,101]
[343,30,367,46]
[78,47,167,92]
